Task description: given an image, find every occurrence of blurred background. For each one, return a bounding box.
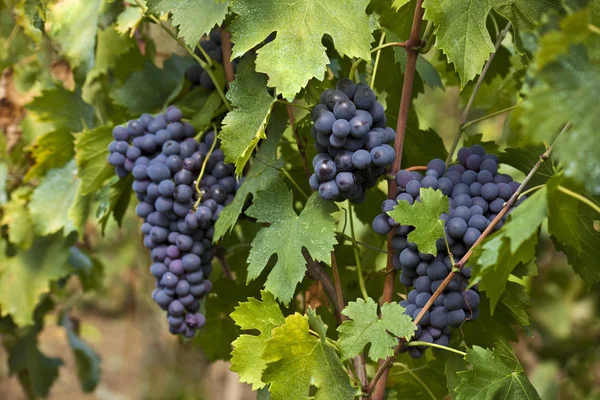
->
[1,1,599,399]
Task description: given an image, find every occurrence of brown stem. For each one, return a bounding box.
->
[220,27,235,86]
[330,251,345,323]
[445,22,512,165]
[304,251,341,318]
[369,123,569,394]
[375,2,427,399]
[287,104,311,179]
[406,165,427,171]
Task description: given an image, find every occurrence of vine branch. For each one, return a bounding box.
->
[375,1,427,398]
[220,27,235,86]
[445,22,512,165]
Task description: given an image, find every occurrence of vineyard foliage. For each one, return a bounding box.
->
[0,0,599,399]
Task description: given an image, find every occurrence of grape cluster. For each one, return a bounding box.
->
[108,106,238,338]
[372,145,524,357]
[185,29,228,90]
[309,79,396,203]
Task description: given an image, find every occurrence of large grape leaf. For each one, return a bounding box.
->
[6,298,63,398]
[471,187,547,310]
[60,313,101,392]
[229,0,374,99]
[219,69,276,176]
[0,236,72,326]
[111,55,195,114]
[388,188,449,255]
[230,291,285,390]
[1,187,34,250]
[214,106,286,240]
[245,181,338,303]
[387,356,449,400]
[423,0,559,86]
[262,310,356,400]
[337,297,415,362]
[29,160,90,237]
[74,126,114,196]
[520,44,600,194]
[24,129,75,181]
[546,176,580,251]
[147,0,229,48]
[48,0,102,72]
[498,146,555,187]
[456,342,541,400]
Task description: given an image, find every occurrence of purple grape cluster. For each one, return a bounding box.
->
[309,79,396,203]
[108,106,238,338]
[372,144,525,357]
[185,29,227,90]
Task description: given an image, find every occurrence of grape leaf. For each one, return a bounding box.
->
[520,44,600,194]
[18,0,46,33]
[97,175,133,234]
[546,176,580,251]
[24,130,75,181]
[471,187,547,310]
[219,69,276,176]
[337,297,415,362]
[388,188,449,255]
[388,30,443,89]
[67,247,105,292]
[229,0,374,99]
[262,310,356,400]
[245,181,338,303]
[456,342,541,400]
[115,4,144,36]
[401,128,448,169]
[446,352,468,399]
[230,291,285,390]
[111,55,195,114]
[498,146,555,187]
[91,26,135,76]
[49,0,102,72]
[29,160,89,237]
[75,126,114,196]
[423,0,558,86]
[387,356,449,400]
[26,86,94,133]
[6,298,63,398]
[59,313,101,392]
[1,187,34,250]
[147,0,229,48]
[0,236,72,326]
[214,106,287,240]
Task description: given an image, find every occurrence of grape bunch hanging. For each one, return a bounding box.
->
[108,106,238,338]
[373,145,525,358]
[310,79,396,203]
[184,29,228,90]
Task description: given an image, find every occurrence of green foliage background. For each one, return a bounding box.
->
[0,0,599,399]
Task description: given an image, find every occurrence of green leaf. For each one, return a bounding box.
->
[24,129,75,181]
[230,0,374,99]
[423,0,559,86]
[498,146,555,187]
[214,106,287,240]
[388,31,443,89]
[387,356,449,400]
[546,176,580,251]
[7,298,63,398]
[189,90,223,132]
[97,175,133,234]
[262,311,355,400]
[67,247,105,292]
[401,128,448,170]
[388,188,449,255]
[456,343,541,400]
[19,0,46,33]
[75,126,114,195]
[446,352,468,400]
[147,0,229,48]
[245,182,338,303]
[60,313,101,392]
[26,86,94,132]
[115,4,144,36]
[92,25,135,76]
[49,0,102,72]
[230,291,285,390]
[111,55,195,114]
[219,70,276,176]
[0,236,72,326]
[29,160,89,237]
[1,188,34,249]
[520,44,600,194]
[337,297,415,362]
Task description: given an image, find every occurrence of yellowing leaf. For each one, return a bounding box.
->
[337,298,415,361]
[245,182,338,303]
[388,188,449,255]
[262,310,355,400]
[75,126,114,195]
[230,291,285,390]
[230,0,374,99]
